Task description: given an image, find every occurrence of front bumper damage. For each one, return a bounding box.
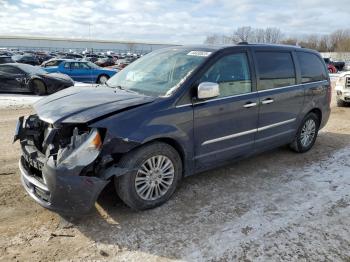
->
[19,156,108,214]
[16,116,110,215]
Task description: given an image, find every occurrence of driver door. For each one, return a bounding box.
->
[193,51,259,170]
[0,65,26,92]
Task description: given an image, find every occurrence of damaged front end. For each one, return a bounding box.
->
[15,115,110,214]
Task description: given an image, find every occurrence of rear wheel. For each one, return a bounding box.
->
[97,75,109,84]
[337,97,347,107]
[289,112,320,153]
[32,79,46,95]
[115,142,182,210]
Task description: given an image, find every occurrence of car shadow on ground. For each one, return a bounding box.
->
[65,131,350,259]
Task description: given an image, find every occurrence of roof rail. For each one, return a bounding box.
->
[238,42,249,45]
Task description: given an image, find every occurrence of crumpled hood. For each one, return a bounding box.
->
[34,86,155,124]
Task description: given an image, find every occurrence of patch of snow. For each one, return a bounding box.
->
[183,146,350,261]
[0,82,96,109]
[0,94,43,109]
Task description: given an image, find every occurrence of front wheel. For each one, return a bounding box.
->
[115,142,182,210]
[337,97,347,107]
[97,75,109,84]
[31,79,46,95]
[289,113,320,153]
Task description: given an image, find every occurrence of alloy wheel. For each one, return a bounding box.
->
[135,155,175,201]
[300,119,316,147]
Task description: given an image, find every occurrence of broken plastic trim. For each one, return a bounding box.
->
[56,128,102,169]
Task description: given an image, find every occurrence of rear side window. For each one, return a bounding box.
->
[0,65,22,74]
[70,62,81,69]
[297,52,327,83]
[256,52,296,90]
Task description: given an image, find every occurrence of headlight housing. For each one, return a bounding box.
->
[56,128,102,169]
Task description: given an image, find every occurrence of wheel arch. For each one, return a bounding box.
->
[308,108,322,125]
[30,77,47,93]
[96,74,110,83]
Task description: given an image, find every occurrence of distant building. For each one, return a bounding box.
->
[0,35,177,54]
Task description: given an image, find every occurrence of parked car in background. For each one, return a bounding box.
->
[0,56,15,64]
[327,63,337,73]
[323,58,345,72]
[14,44,331,214]
[115,56,137,70]
[41,58,67,68]
[83,56,99,63]
[0,63,74,95]
[44,60,117,84]
[95,57,115,67]
[59,53,83,60]
[35,53,53,64]
[12,54,40,66]
[335,72,350,106]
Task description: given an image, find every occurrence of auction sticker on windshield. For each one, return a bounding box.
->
[187,51,212,57]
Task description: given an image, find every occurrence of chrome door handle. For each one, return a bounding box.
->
[261,99,274,105]
[244,102,257,108]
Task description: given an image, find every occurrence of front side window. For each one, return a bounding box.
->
[199,53,252,97]
[297,52,327,83]
[256,52,296,90]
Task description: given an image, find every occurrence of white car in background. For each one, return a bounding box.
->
[335,72,350,106]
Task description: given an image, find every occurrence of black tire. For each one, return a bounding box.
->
[32,79,46,95]
[97,74,109,84]
[289,112,320,153]
[115,142,182,210]
[336,97,347,107]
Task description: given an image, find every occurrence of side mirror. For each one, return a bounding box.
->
[197,82,220,99]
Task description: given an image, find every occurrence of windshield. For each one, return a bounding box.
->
[106,48,210,97]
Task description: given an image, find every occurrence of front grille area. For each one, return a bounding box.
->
[21,156,45,184]
[346,77,350,88]
[21,157,51,203]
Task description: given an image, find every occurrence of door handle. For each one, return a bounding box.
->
[244,102,258,108]
[261,98,274,105]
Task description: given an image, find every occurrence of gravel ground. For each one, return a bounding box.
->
[0,89,350,261]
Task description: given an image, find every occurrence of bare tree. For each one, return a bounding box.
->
[264,27,283,44]
[233,26,253,43]
[203,27,350,52]
[318,35,330,52]
[281,38,298,46]
[254,28,266,43]
[204,34,222,45]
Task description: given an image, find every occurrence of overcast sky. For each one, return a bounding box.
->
[0,0,349,44]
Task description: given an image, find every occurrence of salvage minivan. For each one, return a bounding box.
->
[15,44,331,214]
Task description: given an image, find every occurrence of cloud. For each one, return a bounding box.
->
[0,0,349,44]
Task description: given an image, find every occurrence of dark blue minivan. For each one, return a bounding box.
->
[16,44,331,213]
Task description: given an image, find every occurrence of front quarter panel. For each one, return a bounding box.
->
[90,99,194,176]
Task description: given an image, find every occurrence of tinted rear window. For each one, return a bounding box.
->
[256,51,296,90]
[297,52,327,83]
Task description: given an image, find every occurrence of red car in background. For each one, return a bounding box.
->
[324,58,338,73]
[327,63,337,73]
